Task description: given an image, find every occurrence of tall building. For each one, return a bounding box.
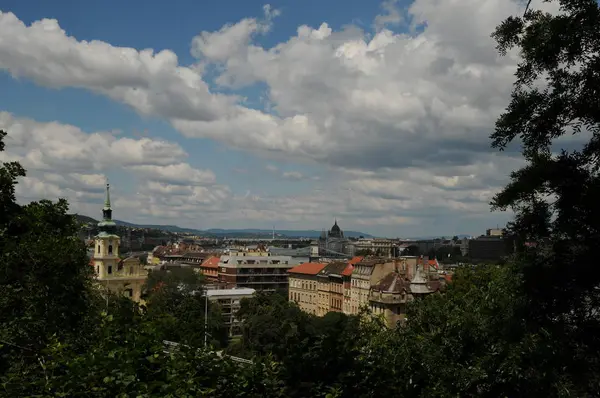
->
[288,262,327,315]
[206,288,256,337]
[91,184,147,302]
[218,247,296,291]
[316,262,347,316]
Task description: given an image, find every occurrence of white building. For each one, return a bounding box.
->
[206,288,256,336]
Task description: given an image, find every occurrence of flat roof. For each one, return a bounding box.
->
[206,288,256,297]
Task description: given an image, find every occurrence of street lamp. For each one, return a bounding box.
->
[204,290,208,349]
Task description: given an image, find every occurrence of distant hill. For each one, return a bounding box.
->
[73,214,98,225]
[404,234,472,240]
[70,214,373,238]
[205,228,373,239]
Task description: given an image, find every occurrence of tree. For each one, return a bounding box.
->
[491,0,600,393]
[0,130,96,375]
[233,291,372,397]
[143,267,227,348]
[0,131,288,396]
[355,249,374,256]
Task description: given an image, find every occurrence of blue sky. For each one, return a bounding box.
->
[0,0,531,236]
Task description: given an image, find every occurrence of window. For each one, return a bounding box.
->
[124,289,133,298]
[96,266,99,274]
[129,266,133,275]
[108,245,113,255]
[108,265,112,274]
[97,245,100,254]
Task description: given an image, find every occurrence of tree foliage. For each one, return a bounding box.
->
[2,1,600,395]
[143,267,228,348]
[0,130,96,376]
[490,0,600,393]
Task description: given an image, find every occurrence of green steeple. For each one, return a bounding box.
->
[103,183,111,210]
[97,183,117,236]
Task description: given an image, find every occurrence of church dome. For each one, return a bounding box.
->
[329,219,343,238]
[331,221,341,233]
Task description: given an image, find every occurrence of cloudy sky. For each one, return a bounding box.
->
[0,0,549,237]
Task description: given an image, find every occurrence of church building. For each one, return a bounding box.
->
[318,219,355,257]
[91,184,147,302]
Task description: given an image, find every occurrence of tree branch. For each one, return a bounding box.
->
[524,0,533,16]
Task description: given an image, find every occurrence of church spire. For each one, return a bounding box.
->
[102,183,113,222]
[104,183,111,210]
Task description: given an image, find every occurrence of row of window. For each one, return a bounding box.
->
[291,291,316,304]
[290,279,317,291]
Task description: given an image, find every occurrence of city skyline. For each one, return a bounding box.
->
[0,0,560,236]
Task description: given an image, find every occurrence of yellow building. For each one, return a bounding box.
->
[288,262,326,315]
[92,184,147,302]
[316,262,346,316]
[349,258,398,315]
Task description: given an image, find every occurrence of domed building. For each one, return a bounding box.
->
[318,219,354,258]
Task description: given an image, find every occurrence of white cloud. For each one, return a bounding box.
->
[0,112,187,171]
[131,163,216,185]
[0,0,562,235]
[282,171,304,180]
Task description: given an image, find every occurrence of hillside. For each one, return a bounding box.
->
[73,214,98,225]
[70,214,374,238]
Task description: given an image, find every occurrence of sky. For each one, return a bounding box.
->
[0,0,560,237]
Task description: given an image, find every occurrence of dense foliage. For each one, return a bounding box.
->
[1,0,600,396]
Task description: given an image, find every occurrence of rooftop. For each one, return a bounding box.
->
[341,256,363,276]
[318,261,348,277]
[288,262,327,275]
[202,256,220,268]
[206,288,256,297]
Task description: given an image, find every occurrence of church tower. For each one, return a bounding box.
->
[93,183,120,277]
[91,184,147,302]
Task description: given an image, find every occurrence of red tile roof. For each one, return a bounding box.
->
[288,262,327,275]
[341,256,363,276]
[349,256,363,265]
[202,256,220,268]
[342,264,354,276]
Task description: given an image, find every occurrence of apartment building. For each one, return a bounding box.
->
[198,256,219,282]
[288,262,326,314]
[207,288,255,336]
[218,248,295,291]
[369,262,442,327]
[353,238,395,257]
[316,262,347,316]
[349,258,397,315]
[341,256,362,314]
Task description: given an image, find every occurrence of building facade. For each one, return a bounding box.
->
[369,262,442,327]
[218,248,295,291]
[92,184,147,302]
[207,288,255,337]
[353,238,395,257]
[348,259,397,315]
[316,262,347,316]
[288,262,326,315]
[198,256,219,282]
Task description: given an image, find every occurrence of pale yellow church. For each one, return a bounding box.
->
[91,184,147,302]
